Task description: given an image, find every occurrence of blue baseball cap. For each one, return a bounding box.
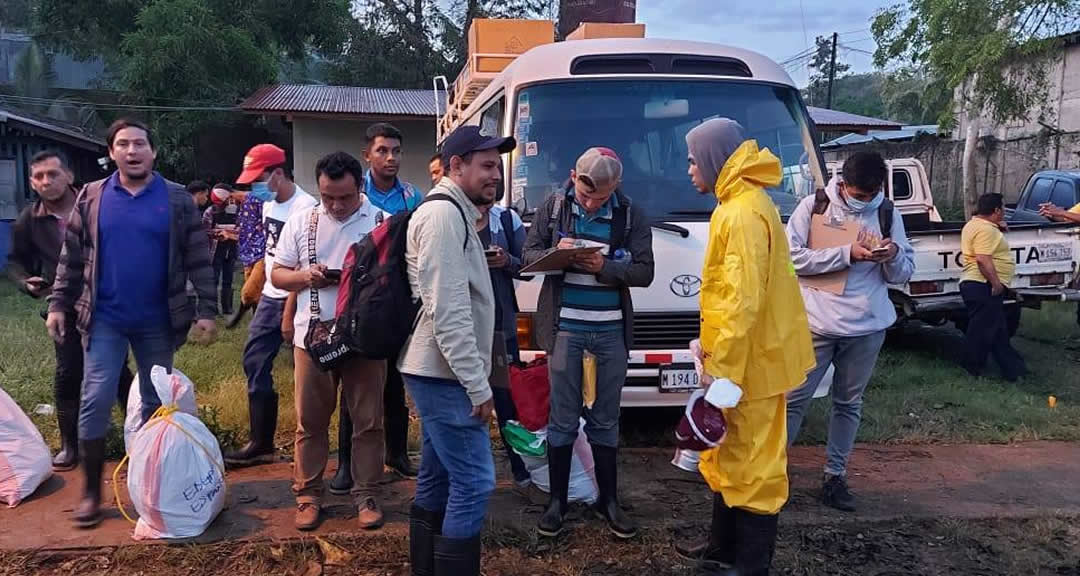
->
[440,126,516,167]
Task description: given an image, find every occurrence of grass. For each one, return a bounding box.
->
[3,277,1080,456]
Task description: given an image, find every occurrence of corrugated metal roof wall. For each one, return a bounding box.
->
[241,84,437,117]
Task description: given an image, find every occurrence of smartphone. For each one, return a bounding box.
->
[324,269,343,282]
[871,247,890,256]
[484,247,500,257]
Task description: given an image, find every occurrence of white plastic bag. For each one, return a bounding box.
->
[518,419,597,504]
[124,368,198,454]
[125,366,225,540]
[0,387,53,507]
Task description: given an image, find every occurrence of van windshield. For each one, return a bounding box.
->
[508,80,821,221]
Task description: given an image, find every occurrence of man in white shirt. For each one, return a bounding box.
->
[227,144,317,467]
[272,151,389,531]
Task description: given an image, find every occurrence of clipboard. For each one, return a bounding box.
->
[519,246,603,275]
[800,213,859,295]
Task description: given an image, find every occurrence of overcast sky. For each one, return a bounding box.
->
[635,0,894,86]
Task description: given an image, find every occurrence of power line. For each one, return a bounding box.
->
[838,43,875,56]
[838,28,871,36]
[0,93,239,112]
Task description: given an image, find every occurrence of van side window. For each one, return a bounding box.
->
[1026,178,1053,209]
[480,97,505,137]
[891,169,912,201]
[1050,180,1076,209]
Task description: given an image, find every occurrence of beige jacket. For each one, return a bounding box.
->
[398,178,495,406]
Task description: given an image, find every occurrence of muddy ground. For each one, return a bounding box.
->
[4,443,1080,575]
[3,515,1078,575]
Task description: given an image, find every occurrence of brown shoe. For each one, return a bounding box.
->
[295,502,321,531]
[357,497,384,530]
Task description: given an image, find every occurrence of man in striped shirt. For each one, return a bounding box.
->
[523,147,654,540]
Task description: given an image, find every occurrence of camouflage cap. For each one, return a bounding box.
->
[575,147,623,189]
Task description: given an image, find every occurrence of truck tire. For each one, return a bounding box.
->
[1006,303,1021,338]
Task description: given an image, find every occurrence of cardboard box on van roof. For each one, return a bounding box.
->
[468,19,554,57]
[566,22,646,40]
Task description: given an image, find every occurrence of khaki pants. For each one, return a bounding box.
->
[292,348,387,505]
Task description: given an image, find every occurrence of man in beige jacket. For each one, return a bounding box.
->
[398,125,515,576]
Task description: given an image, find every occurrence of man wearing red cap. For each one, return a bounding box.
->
[523,147,655,541]
[226,144,317,467]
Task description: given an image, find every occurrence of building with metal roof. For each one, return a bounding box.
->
[807,106,903,134]
[241,84,440,195]
[823,125,939,148]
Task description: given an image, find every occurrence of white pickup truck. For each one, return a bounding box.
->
[826,158,1080,333]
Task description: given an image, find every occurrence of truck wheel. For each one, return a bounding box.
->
[1006,304,1021,337]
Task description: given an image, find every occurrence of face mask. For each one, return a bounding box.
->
[249,181,274,202]
[225,203,238,215]
[843,189,883,214]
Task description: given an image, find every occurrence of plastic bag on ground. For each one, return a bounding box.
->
[502,420,546,458]
[124,368,198,454]
[517,419,597,504]
[0,387,53,507]
[126,366,225,540]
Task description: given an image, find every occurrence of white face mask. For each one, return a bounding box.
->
[225,203,238,215]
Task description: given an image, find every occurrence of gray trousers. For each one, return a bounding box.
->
[786,330,886,477]
[547,330,627,448]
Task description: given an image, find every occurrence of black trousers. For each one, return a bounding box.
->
[54,315,133,426]
[960,281,1027,381]
[212,242,238,315]
[384,351,409,458]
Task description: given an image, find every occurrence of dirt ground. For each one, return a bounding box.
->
[3,442,1080,575]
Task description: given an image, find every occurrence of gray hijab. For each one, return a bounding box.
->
[685,118,747,191]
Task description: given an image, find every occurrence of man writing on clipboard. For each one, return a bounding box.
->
[522,147,654,540]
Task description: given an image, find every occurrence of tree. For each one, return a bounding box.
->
[872,0,1080,214]
[880,68,952,126]
[0,0,32,30]
[806,35,850,107]
[327,0,556,89]
[31,0,351,177]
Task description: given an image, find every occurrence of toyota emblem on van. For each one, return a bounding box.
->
[670,274,702,297]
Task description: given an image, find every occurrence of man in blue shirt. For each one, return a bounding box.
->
[329,123,422,495]
[47,119,217,528]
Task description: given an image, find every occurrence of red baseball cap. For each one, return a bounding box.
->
[236,144,286,184]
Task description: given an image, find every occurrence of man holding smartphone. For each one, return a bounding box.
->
[785,152,915,512]
[271,151,389,531]
[9,150,133,472]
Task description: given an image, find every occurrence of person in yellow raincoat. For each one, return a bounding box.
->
[685,118,815,576]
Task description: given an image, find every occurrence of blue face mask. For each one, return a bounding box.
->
[249,181,274,202]
[844,189,883,214]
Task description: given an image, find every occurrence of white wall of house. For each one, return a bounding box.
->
[955,41,1080,139]
[292,116,438,197]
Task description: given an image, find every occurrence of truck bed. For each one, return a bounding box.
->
[905,217,1076,235]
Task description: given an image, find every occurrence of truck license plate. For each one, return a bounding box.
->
[1038,243,1072,262]
[660,364,699,392]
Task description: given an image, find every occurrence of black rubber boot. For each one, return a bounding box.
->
[52,406,79,471]
[590,444,638,539]
[225,302,253,330]
[409,504,444,576]
[693,492,737,574]
[537,444,573,537]
[433,534,482,576]
[329,396,353,495]
[732,509,779,576]
[224,394,277,467]
[73,438,106,529]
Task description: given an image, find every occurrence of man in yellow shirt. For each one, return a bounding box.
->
[959,193,1026,381]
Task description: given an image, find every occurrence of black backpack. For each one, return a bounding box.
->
[335,193,468,359]
[812,188,894,238]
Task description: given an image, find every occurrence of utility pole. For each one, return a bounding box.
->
[826,31,838,110]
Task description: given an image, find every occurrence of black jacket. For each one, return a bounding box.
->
[521,186,655,353]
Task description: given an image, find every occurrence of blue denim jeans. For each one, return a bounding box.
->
[81,319,174,440]
[404,374,495,539]
[547,329,627,449]
[242,295,286,401]
[786,330,887,477]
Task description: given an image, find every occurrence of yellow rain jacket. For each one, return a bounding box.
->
[698,140,816,515]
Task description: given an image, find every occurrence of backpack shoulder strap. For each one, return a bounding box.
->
[812,187,830,215]
[548,193,566,234]
[879,198,894,240]
[499,207,517,255]
[610,196,631,252]
[424,193,469,250]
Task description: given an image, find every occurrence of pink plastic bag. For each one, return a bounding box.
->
[0,387,53,507]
